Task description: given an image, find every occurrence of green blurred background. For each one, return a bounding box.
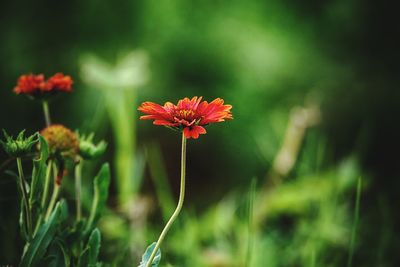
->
[1,0,399,266]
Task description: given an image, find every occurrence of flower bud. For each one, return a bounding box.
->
[0,130,38,157]
[78,133,107,159]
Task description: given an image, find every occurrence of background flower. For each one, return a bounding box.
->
[13,73,73,97]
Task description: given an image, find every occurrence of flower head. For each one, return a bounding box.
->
[13,74,46,95]
[0,130,38,157]
[45,73,73,92]
[40,124,79,159]
[138,96,232,139]
[13,73,73,98]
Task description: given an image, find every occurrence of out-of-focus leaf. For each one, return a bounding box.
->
[20,200,68,267]
[138,242,161,267]
[78,228,101,267]
[86,163,110,231]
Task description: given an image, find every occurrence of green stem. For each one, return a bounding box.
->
[45,162,60,221]
[347,176,362,267]
[16,157,33,238]
[41,160,53,209]
[75,160,83,221]
[45,184,60,221]
[42,100,51,127]
[145,133,187,267]
[34,160,53,235]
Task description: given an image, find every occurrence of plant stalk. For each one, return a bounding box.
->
[75,160,83,221]
[16,157,33,238]
[34,160,53,235]
[45,184,60,221]
[145,133,187,267]
[42,100,51,127]
[45,162,60,221]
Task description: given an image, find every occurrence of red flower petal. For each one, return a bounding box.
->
[183,126,207,139]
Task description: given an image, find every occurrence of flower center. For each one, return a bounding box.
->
[177,109,195,119]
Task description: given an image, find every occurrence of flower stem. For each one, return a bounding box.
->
[16,157,32,238]
[34,160,53,235]
[75,160,83,221]
[45,162,60,221]
[145,133,187,267]
[42,100,51,127]
[45,183,60,221]
[41,160,53,209]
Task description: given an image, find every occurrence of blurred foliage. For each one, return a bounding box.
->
[1,0,400,266]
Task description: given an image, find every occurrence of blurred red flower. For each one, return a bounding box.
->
[45,73,73,92]
[13,73,73,96]
[13,74,45,95]
[138,96,232,139]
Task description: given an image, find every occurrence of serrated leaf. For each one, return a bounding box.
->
[20,200,68,267]
[138,242,161,267]
[86,163,110,231]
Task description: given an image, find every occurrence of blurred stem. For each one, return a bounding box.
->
[245,179,256,267]
[16,157,32,238]
[42,100,51,127]
[106,89,136,206]
[146,133,187,267]
[34,160,53,235]
[75,159,83,221]
[347,176,362,267]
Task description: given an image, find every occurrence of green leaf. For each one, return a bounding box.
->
[20,200,68,267]
[138,242,161,267]
[47,239,70,267]
[78,228,101,267]
[30,135,49,219]
[86,163,110,231]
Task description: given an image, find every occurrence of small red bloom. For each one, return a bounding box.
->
[45,73,73,92]
[13,73,73,97]
[13,74,45,95]
[138,96,233,139]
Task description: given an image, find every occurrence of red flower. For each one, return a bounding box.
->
[138,96,233,139]
[13,73,73,97]
[13,74,45,95]
[45,73,73,92]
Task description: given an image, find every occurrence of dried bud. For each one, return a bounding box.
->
[40,124,79,159]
